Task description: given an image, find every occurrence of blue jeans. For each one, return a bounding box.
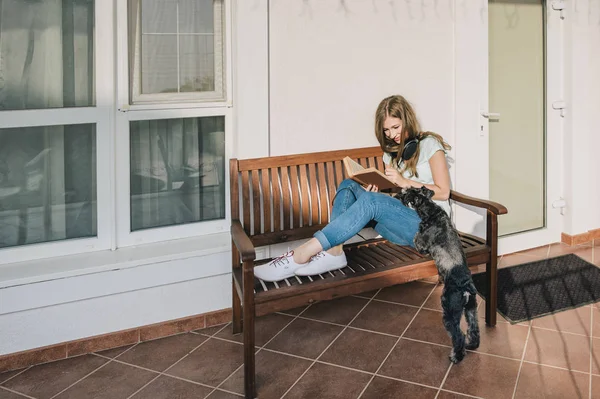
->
[313,179,421,251]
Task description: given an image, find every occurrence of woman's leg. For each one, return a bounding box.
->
[253,179,366,282]
[326,179,367,255]
[293,192,420,263]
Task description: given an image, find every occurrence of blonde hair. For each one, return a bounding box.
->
[374,95,451,178]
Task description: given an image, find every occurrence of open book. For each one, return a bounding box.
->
[342,156,397,190]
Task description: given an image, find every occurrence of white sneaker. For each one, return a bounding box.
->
[253,251,308,282]
[294,251,347,276]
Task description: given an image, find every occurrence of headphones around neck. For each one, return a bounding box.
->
[400,136,419,162]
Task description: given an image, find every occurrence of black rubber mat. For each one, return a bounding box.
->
[472,254,600,324]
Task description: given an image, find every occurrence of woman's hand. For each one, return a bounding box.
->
[384,167,410,188]
[365,184,379,192]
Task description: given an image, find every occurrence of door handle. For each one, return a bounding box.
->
[481,111,500,120]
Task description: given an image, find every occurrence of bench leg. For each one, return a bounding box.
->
[242,266,256,399]
[232,278,242,335]
[485,210,498,327]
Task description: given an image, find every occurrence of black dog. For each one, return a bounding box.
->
[396,186,480,363]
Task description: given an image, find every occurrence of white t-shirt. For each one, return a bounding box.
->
[382,136,451,216]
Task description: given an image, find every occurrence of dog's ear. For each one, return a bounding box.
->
[420,186,434,199]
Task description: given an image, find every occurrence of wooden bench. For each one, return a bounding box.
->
[229,146,507,398]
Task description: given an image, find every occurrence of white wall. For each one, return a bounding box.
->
[268,0,456,158]
[563,0,600,235]
[232,0,270,159]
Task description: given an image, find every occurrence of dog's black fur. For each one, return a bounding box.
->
[395,186,480,363]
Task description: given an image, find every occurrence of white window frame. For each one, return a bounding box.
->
[0,1,114,265]
[115,0,233,247]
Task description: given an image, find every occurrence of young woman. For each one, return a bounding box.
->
[253,95,452,282]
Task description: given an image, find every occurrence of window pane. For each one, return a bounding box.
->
[129,116,225,231]
[141,35,179,94]
[130,0,224,100]
[179,0,214,34]
[0,124,97,248]
[141,0,178,34]
[0,0,95,111]
[179,36,215,92]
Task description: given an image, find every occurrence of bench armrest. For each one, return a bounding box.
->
[450,190,507,215]
[231,220,256,262]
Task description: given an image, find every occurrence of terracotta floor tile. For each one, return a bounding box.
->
[300,296,369,325]
[524,328,590,372]
[0,387,29,399]
[166,339,244,387]
[593,308,600,338]
[513,245,550,258]
[220,350,311,398]
[514,362,589,399]
[590,337,600,374]
[95,345,135,359]
[205,389,243,398]
[436,391,476,399]
[548,243,593,262]
[422,285,443,311]
[360,376,438,399]
[374,281,436,307]
[592,375,600,399]
[277,306,309,316]
[130,375,213,399]
[499,253,546,268]
[478,300,518,325]
[474,323,530,359]
[403,309,451,346]
[319,328,397,372]
[349,300,418,336]
[195,324,229,336]
[532,306,591,336]
[215,313,294,346]
[0,370,23,385]
[284,362,372,399]
[265,318,344,359]
[352,290,381,299]
[2,355,107,399]
[53,361,157,399]
[378,339,450,387]
[117,333,207,372]
[442,352,521,399]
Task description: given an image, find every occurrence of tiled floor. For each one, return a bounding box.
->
[1,241,600,399]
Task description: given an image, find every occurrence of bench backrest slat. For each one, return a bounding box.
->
[230,146,385,243]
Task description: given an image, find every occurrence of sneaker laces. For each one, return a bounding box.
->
[270,250,294,268]
[309,251,325,262]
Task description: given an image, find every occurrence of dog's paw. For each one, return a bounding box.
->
[449,349,466,364]
[465,340,480,350]
[417,247,429,255]
[466,331,480,350]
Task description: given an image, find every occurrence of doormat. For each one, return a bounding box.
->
[471,254,600,324]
